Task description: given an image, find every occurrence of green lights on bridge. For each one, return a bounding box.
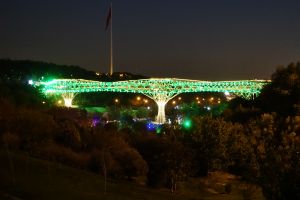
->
[40,78,269,98]
[37,78,270,124]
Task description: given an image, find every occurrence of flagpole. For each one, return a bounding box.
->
[110,2,113,75]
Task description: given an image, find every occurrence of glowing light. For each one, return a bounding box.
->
[197,100,200,104]
[225,91,230,96]
[58,100,62,104]
[92,116,101,127]
[146,122,162,134]
[147,123,154,131]
[196,97,199,100]
[42,101,46,104]
[144,99,148,103]
[156,101,167,124]
[182,118,192,130]
[136,96,141,101]
[114,99,119,103]
[28,80,33,85]
[207,106,211,111]
[156,126,162,134]
[172,100,176,105]
[64,99,72,107]
[178,97,181,100]
[147,106,151,110]
[62,93,76,107]
[38,78,269,124]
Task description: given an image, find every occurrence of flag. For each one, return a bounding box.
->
[105,5,111,31]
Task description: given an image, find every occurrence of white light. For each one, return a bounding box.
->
[156,101,167,124]
[64,99,72,107]
[207,106,211,111]
[225,91,230,96]
[28,80,33,85]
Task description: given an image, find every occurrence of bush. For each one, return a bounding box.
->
[39,142,90,169]
[2,132,20,150]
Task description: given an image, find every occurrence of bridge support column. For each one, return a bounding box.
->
[62,93,76,107]
[156,101,167,124]
[144,93,179,124]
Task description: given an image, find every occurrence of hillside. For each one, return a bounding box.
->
[0,149,264,200]
[0,59,148,83]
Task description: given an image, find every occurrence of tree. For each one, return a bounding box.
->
[258,62,300,116]
[135,133,191,191]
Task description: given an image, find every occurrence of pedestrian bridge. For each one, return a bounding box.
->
[38,78,270,123]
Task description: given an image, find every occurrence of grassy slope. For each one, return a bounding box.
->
[0,148,264,200]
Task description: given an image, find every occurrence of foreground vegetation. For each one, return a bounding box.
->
[0,60,300,200]
[0,149,266,200]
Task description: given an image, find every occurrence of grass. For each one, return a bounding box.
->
[0,148,265,200]
[82,106,107,114]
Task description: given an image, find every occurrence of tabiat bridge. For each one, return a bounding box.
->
[38,78,270,124]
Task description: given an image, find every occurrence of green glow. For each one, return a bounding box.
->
[182,119,192,129]
[37,78,270,123]
[156,126,162,134]
[38,78,270,99]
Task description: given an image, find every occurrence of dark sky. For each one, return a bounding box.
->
[1,0,300,80]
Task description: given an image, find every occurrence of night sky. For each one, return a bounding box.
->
[1,0,300,80]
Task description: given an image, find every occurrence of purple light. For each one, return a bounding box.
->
[92,116,101,127]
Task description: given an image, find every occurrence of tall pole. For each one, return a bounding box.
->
[110,2,113,75]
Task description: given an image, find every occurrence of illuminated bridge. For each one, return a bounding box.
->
[39,78,270,124]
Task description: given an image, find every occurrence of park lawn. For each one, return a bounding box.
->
[0,148,264,200]
[83,106,107,114]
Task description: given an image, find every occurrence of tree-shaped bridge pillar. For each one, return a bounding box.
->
[61,93,76,107]
[144,93,179,124]
[156,100,167,124]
